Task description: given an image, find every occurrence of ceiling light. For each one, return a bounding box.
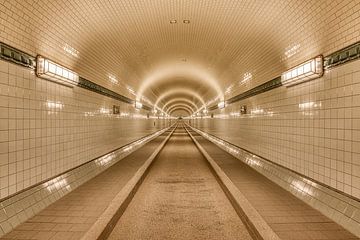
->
[36,56,79,87]
[218,101,226,109]
[170,20,177,24]
[183,20,190,24]
[135,101,143,109]
[281,56,323,87]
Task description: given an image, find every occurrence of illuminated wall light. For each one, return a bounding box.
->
[218,101,226,109]
[170,20,177,24]
[135,101,143,109]
[281,56,323,87]
[63,44,79,57]
[36,56,79,87]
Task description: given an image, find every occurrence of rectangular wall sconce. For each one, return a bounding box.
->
[135,101,143,109]
[281,55,323,87]
[36,56,79,87]
[218,101,226,109]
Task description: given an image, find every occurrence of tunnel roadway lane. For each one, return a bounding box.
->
[108,124,252,240]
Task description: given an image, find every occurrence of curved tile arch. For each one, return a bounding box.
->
[169,107,192,116]
[136,62,223,102]
[154,87,206,109]
[167,104,194,114]
[165,101,197,113]
[162,98,199,112]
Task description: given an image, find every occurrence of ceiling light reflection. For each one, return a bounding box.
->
[63,44,79,57]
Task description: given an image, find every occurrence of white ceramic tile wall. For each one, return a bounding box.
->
[0,59,171,199]
[188,125,360,237]
[191,59,360,200]
[0,126,171,236]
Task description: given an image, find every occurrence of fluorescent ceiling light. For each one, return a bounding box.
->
[36,56,79,87]
[281,56,323,87]
[135,101,143,109]
[218,101,226,109]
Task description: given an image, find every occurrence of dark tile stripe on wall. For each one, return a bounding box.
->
[0,42,151,110]
[208,40,360,111]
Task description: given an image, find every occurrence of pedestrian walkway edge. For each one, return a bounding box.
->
[80,126,177,240]
[185,126,281,240]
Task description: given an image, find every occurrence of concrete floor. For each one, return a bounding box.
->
[108,125,252,240]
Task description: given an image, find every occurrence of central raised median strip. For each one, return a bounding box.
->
[185,126,281,240]
[81,126,177,240]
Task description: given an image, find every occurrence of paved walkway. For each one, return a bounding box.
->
[189,129,359,240]
[0,130,172,240]
[108,125,252,240]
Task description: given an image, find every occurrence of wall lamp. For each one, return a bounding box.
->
[218,101,226,109]
[36,56,79,87]
[281,55,323,87]
[135,101,143,109]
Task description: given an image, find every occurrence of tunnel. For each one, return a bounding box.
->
[0,1,360,239]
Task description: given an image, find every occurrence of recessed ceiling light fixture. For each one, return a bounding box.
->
[183,20,190,24]
[170,20,177,24]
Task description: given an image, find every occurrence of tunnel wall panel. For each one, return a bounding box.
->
[0,59,171,200]
[191,59,360,200]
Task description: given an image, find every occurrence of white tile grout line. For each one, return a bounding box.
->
[81,124,177,240]
[184,126,280,240]
[0,125,174,237]
[187,124,360,238]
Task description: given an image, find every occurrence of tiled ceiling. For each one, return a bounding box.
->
[0,0,359,115]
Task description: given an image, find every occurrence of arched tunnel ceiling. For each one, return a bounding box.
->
[2,0,357,116]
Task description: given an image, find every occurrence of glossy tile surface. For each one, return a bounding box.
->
[190,128,359,239]
[0,131,170,239]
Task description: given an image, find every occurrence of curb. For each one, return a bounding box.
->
[185,126,280,240]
